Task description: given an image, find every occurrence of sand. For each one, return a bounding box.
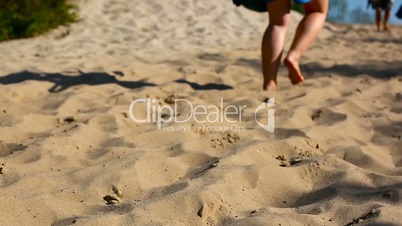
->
[1,0,402,225]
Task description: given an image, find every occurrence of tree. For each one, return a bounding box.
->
[327,0,349,22]
[350,7,374,23]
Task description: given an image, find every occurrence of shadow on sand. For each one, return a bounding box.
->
[0,70,157,93]
[303,61,402,79]
[174,79,233,90]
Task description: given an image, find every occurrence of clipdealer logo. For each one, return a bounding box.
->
[254,98,275,133]
[128,98,275,133]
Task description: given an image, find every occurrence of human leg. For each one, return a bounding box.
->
[384,8,391,31]
[261,0,291,91]
[283,0,328,84]
[383,0,393,31]
[376,8,383,31]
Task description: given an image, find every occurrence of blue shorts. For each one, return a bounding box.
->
[265,0,311,4]
[370,0,393,10]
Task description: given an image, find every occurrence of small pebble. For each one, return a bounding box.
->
[164,94,176,104]
[103,195,119,205]
[64,116,75,123]
[290,157,302,165]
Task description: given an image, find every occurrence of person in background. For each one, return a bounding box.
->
[397,2,402,19]
[369,0,394,31]
[262,0,329,91]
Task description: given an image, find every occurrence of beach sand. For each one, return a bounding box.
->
[1,0,402,225]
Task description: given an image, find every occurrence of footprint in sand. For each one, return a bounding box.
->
[0,142,28,157]
[0,166,20,188]
[197,53,229,63]
[196,195,228,222]
[273,128,308,140]
[371,122,402,145]
[89,114,118,132]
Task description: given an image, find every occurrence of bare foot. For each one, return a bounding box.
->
[384,24,390,32]
[263,80,277,92]
[284,56,304,85]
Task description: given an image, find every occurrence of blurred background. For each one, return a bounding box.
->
[328,0,402,24]
[0,0,401,42]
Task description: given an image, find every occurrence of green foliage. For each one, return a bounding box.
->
[0,0,77,42]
